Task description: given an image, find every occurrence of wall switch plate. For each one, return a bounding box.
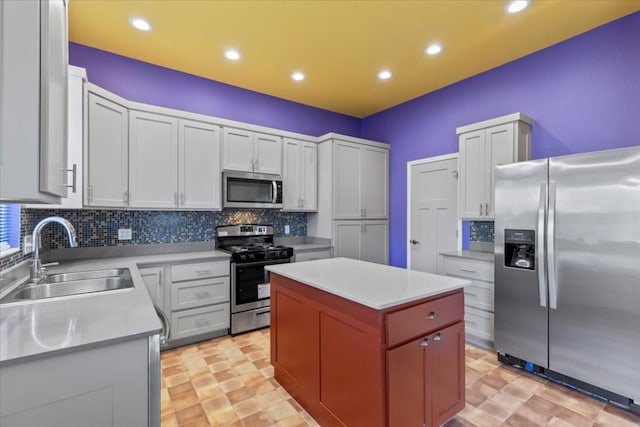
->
[118,228,132,240]
[284,225,290,235]
[23,235,33,255]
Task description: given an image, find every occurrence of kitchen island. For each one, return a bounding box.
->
[266,257,471,427]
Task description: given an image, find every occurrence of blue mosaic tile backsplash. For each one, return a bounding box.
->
[0,208,307,271]
[469,220,494,243]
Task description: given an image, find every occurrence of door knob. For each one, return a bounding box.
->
[410,239,419,245]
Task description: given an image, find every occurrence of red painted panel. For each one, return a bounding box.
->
[387,336,425,427]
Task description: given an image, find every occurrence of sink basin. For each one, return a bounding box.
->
[0,268,134,303]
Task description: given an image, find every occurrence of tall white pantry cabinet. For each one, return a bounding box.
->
[308,134,389,265]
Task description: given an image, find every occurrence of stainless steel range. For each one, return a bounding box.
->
[216,224,293,335]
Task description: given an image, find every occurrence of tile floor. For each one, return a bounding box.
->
[160,329,640,427]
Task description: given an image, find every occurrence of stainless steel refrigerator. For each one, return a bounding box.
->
[494,145,640,410]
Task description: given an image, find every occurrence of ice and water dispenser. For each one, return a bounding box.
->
[504,229,535,270]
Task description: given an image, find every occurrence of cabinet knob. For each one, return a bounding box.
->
[433,332,444,341]
[419,338,431,347]
[425,311,438,320]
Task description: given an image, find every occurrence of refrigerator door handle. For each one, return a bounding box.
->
[537,183,548,308]
[548,181,558,309]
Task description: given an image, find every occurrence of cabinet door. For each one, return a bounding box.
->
[362,220,389,265]
[387,336,426,427]
[282,138,302,210]
[428,321,465,427]
[129,111,179,208]
[139,267,165,308]
[39,0,68,197]
[179,120,221,210]
[301,141,318,211]
[362,146,388,219]
[86,93,129,207]
[332,221,363,260]
[485,123,515,218]
[458,130,486,219]
[222,128,254,172]
[333,141,362,219]
[254,133,282,175]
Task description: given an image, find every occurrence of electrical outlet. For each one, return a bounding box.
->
[23,235,33,255]
[284,225,290,235]
[118,228,132,240]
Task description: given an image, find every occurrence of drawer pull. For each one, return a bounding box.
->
[464,291,477,297]
[425,311,438,320]
[433,332,444,341]
[460,268,476,273]
[465,319,477,325]
[419,338,431,347]
[195,291,210,299]
[195,270,212,275]
[195,319,211,327]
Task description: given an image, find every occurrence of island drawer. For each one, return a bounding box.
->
[443,257,493,282]
[386,291,464,347]
[171,277,230,311]
[170,303,230,341]
[170,260,228,282]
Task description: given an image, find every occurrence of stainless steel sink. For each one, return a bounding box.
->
[0,268,134,303]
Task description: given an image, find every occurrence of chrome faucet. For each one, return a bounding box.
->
[30,216,78,282]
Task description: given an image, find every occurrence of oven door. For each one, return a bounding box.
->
[231,258,290,313]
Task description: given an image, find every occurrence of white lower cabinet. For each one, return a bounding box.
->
[0,337,153,426]
[294,248,332,263]
[442,254,495,347]
[333,220,388,265]
[170,304,230,341]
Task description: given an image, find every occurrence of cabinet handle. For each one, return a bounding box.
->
[433,332,444,341]
[123,192,129,204]
[460,268,476,273]
[255,158,259,171]
[64,164,77,193]
[425,311,438,320]
[87,185,93,203]
[195,319,211,327]
[174,192,178,206]
[419,338,431,347]
[195,291,210,299]
[363,208,367,218]
[479,203,483,216]
[485,203,489,216]
[464,291,477,297]
[465,319,477,325]
[195,270,212,276]
[180,193,185,205]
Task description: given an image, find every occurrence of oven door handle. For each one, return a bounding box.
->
[233,258,291,268]
[255,309,271,316]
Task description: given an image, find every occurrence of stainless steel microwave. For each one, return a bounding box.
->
[223,171,283,209]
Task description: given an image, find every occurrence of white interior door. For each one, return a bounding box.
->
[408,155,458,273]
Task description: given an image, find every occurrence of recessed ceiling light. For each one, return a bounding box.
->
[291,72,305,81]
[505,0,530,14]
[425,44,442,55]
[378,70,392,80]
[224,49,241,61]
[130,17,152,32]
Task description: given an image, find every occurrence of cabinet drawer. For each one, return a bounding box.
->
[443,257,494,282]
[463,280,494,312]
[170,260,228,282]
[386,291,463,347]
[170,303,230,341]
[171,277,230,311]
[295,249,332,263]
[464,306,494,342]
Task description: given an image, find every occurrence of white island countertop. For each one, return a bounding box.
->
[266,257,470,310]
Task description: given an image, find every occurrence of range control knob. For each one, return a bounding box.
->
[248,253,255,261]
[239,254,247,261]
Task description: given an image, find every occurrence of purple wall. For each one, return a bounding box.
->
[361,12,640,267]
[69,43,360,137]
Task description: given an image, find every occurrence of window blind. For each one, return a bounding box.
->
[0,203,21,251]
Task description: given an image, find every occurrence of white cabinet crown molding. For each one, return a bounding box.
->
[456,112,533,135]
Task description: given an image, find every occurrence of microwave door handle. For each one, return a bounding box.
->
[272,181,277,204]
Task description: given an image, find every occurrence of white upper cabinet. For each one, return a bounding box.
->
[128,111,179,209]
[0,0,69,203]
[457,113,532,220]
[222,128,282,175]
[333,140,388,220]
[86,90,129,208]
[282,138,317,211]
[179,120,221,210]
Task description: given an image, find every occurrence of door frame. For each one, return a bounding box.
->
[406,153,460,270]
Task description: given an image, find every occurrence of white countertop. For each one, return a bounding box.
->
[266,258,470,310]
[0,250,229,365]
